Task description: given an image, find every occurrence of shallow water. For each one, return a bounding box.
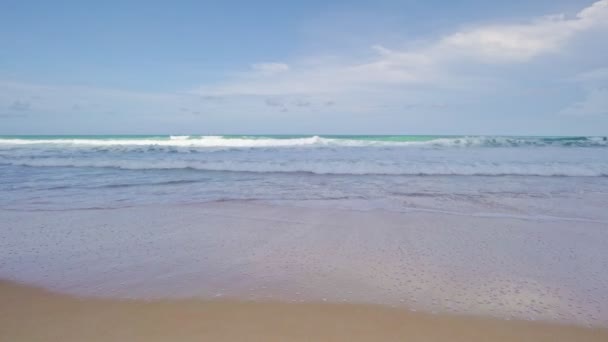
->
[1,203,607,327]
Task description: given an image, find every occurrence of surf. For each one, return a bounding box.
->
[0,135,607,149]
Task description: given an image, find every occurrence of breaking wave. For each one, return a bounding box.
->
[0,135,606,149]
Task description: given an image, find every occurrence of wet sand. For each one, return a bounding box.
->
[1,280,607,342]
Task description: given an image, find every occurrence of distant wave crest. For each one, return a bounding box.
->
[169,135,191,140]
[0,135,606,149]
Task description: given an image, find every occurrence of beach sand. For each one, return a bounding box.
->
[1,280,607,342]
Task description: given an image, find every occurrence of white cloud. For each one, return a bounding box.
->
[438,19,571,63]
[560,87,608,116]
[437,0,608,63]
[563,65,608,117]
[264,98,284,107]
[8,100,31,111]
[251,62,290,74]
[0,80,190,117]
[192,1,608,97]
[194,51,438,96]
[573,67,608,82]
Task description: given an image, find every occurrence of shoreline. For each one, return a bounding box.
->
[2,201,607,326]
[1,280,607,342]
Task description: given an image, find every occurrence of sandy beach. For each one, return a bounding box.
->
[2,0,608,340]
[1,280,607,342]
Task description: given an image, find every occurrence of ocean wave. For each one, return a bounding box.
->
[169,135,191,140]
[0,136,330,148]
[3,158,607,177]
[0,135,606,149]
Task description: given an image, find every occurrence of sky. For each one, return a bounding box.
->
[1,0,607,135]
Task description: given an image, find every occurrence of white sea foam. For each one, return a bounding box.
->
[0,135,606,149]
[169,135,191,140]
[0,136,330,148]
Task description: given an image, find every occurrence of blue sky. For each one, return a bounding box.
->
[1,0,607,135]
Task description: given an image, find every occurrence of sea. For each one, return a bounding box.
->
[1,134,607,215]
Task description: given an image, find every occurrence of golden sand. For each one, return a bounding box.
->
[0,280,606,341]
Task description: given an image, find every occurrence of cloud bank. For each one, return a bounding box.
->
[193,1,608,97]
